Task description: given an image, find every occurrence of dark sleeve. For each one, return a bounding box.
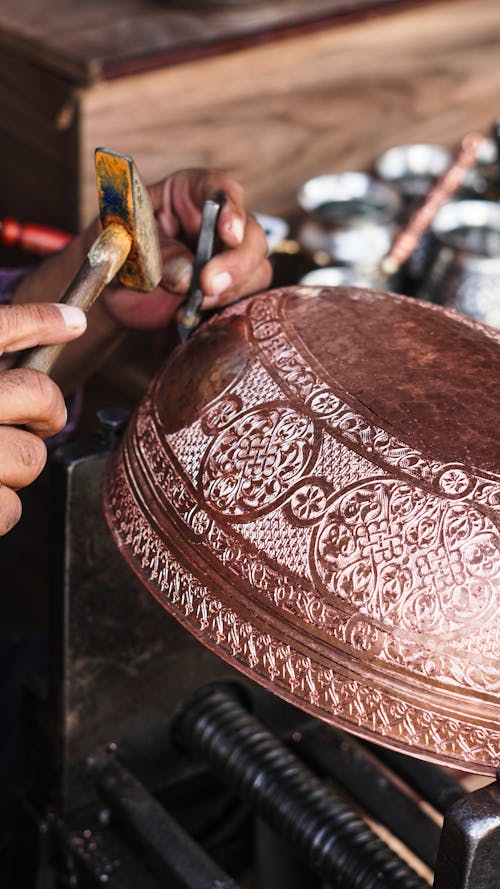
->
[0,269,30,303]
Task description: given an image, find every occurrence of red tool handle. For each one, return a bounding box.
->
[0,217,72,255]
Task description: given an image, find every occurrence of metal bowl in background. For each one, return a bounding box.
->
[430,199,500,255]
[471,135,499,196]
[475,135,498,167]
[299,266,375,288]
[375,143,452,203]
[297,172,401,226]
[297,217,393,268]
[376,140,498,209]
[296,173,400,269]
[418,200,500,328]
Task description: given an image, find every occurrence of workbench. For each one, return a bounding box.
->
[1,0,500,233]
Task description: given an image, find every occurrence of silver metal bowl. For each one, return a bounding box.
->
[431,199,500,255]
[299,266,374,287]
[375,143,451,200]
[297,218,393,266]
[296,173,400,267]
[418,200,500,328]
[297,172,400,227]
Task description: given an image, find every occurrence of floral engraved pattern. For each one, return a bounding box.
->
[312,479,500,637]
[437,465,473,497]
[201,395,242,434]
[344,615,383,654]
[200,405,318,518]
[288,482,329,524]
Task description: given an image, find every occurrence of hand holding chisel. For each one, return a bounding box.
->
[177,191,226,341]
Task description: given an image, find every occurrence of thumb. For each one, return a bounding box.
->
[0,303,87,353]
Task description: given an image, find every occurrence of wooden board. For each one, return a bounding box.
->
[0,50,79,230]
[78,0,500,223]
[0,0,415,83]
[1,0,500,233]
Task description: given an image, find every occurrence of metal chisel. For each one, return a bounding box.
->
[177,191,226,341]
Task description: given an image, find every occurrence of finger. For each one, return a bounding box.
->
[158,235,194,294]
[102,227,193,329]
[0,303,86,353]
[0,426,47,489]
[200,214,271,307]
[0,485,22,536]
[103,285,184,331]
[217,192,246,248]
[0,369,67,439]
[202,260,272,311]
[150,169,246,246]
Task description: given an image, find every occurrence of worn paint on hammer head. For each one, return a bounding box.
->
[95,148,162,292]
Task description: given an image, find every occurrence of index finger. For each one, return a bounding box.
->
[0,303,86,354]
[200,213,271,307]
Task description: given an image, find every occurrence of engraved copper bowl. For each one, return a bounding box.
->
[103,286,500,775]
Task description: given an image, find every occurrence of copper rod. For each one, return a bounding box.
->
[380,131,486,278]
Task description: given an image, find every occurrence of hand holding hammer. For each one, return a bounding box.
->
[21,148,162,374]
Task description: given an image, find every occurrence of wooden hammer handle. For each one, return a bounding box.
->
[20,223,131,375]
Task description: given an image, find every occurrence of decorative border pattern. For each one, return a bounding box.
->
[104,287,500,774]
[105,453,500,774]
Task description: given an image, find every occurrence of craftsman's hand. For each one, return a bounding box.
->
[101,169,272,329]
[0,303,86,534]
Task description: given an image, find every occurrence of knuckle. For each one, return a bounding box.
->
[28,369,53,406]
[250,215,269,248]
[0,368,33,407]
[30,371,63,416]
[16,434,47,481]
[0,304,45,344]
[0,306,18,344]
[26,302,49,328]
[16,370,66,435]
[0,489,22,536]
[227,178,244,202]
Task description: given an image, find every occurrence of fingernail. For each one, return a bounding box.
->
[55,304,87,332]
[164,257,193,289]
[229,217,245,244]
[211,271,233,297]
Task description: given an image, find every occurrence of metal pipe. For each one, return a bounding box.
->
[363,743,466,814]
[91,755,238,889]
[289,721,441,868]
[174,685,428,889]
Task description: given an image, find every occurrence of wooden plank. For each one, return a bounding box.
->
[78,0,500,225]
[0,0,418,84]
[0,50,79,230]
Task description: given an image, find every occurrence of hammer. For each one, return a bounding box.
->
[21,148,162,374]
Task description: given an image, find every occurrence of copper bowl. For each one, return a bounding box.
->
[103,286,500,775]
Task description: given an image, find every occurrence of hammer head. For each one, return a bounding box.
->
[95,148,162,292]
